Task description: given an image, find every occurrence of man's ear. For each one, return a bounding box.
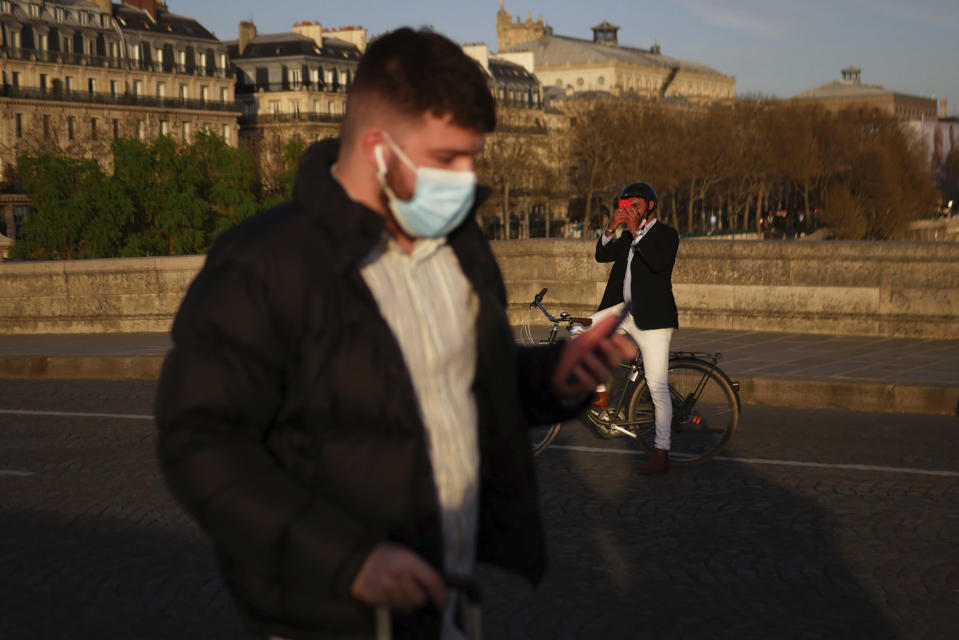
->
[649,200,657,212]
[361,128,387,167]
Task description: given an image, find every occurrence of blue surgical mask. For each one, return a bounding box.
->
[374,134,476,238]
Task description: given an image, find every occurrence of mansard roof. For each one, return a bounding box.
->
[114,4,219,41]
[489,58,538,84]
[500,34,729,78]
[225,33,361,62]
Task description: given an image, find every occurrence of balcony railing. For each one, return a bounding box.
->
[238,112,345,126]
[1,47,234,78]
[235,81,349,95]
[0,85,242,112]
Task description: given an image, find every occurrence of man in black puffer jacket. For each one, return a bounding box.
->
[155,28,632,640]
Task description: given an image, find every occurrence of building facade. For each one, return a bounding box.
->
[226,20,364,190]
[0,0,239,184]
[495,1,735,106]
[793,67,940,121]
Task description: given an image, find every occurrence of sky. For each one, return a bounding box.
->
[181,0,959,117]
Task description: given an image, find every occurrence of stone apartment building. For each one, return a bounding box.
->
[224,20,364,191]
[0,0,239,243]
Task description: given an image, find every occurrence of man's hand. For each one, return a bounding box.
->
[350,542,447,613]
[606,208,628,236]
[551,314,638,397]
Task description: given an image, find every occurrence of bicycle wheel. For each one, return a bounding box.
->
[530,423,562,455]
[628,358,738,464]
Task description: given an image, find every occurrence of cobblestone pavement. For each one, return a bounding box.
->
[1,380,957,639]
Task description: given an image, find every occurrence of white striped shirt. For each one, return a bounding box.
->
[359,234,479,638]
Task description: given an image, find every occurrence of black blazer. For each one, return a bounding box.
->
[595,221,680,330]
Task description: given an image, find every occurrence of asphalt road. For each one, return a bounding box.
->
[1,380,957,639]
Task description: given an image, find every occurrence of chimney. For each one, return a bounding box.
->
[122,1,160,20]
[239,21,257,56]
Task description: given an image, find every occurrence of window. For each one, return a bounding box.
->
[292,101,301,118]
[110,80,118,96]
[63,37,71,53]
[289,68,301,89]
[159,120,169,136]
[55,7,64,21]
[200,86,209,102]
[15,114,23,139]
[39,33,48,51]
[88,78,95,93]
[154,47,163,64]
[112,119,120,139]
[177,50,186,66]
[11,71,19,87]
[0,1,11,14]
[157,82,165,98]
[130,44,140,61]
[219,53,227,69]
[182,121,191,141]
[10,31,20,49]
[220,87,228,103]
[179,84,188,100]
[199,52,207,68]
[39,74,47,92]
[101,13,110,28]
[133,80,142,96]
[78,11,86,25]
[43,115,51,139]
[313,100,320,114]
[68,116,76,140]
[65,76,73,92]
[271,101,280,116]
[91,117,98,140]
[29,4,40,18]
[109,42,117,59]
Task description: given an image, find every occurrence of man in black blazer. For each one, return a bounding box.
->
[594,182,679,474]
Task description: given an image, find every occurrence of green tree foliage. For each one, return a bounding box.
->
[10,153,129,259]
[13,133,260,259]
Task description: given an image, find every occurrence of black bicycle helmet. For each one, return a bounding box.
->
[619,182,658,211]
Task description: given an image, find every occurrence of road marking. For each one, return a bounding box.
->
[0,409,154,421]
[548,445,959,478]
[0,470,36,477]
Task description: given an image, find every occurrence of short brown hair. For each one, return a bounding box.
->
[345,28,496,136]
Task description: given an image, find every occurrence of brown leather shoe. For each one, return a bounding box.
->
[590,389,609,409]
[640,448,670,474]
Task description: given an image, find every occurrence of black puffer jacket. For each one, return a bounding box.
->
[155,139,581,639]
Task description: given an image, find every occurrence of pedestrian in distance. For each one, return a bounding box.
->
[592,182,680,474]
[155,27,634,640]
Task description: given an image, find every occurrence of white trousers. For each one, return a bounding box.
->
[588,303,674,450]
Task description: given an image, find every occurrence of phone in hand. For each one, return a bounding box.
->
[566,301,633,386]
[618,198,634,212]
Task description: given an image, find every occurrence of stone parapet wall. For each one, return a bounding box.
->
[496,238,959,339]
[1,240,957,338]
[0,255,204,334]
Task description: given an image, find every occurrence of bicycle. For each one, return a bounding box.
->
[524,288,740,464]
